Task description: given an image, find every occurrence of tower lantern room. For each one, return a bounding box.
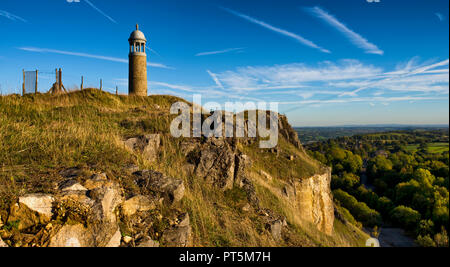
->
[128,24,148,96]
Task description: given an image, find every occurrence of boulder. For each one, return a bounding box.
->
[122,195,156,217]
[134,170,185,205]
[58,179,87,192]
[142,134,161,162]
[162,213,191,247]
[49,224,94,247]
[124,134,161,162]
[268,220,283,241]
[7,194,55,231]
[19,194,54,218]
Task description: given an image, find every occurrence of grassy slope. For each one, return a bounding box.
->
[0,90,369,247]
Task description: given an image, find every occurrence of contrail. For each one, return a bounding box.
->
[84,0,118,24]
[306,6,383,55]
[18,47,172,69]
[221,7,330,54]
[207,70,225,89]
[196,48,244,56]
[0,9,27,22]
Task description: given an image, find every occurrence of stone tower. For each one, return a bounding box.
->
[128,24,148,96]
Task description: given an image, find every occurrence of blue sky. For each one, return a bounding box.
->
[0,0,448,126]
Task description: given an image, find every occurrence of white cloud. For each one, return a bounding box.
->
[196,48,244,56]
[343,59,449,96]
[215,60,383,91]
[18,47,171,69]
[0,9,26,22]
[306,6,383,55]
[221,7,330,53]
[279,96,447,105]
[84,0,117,24]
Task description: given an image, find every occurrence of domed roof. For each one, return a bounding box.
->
[129,24,147,42]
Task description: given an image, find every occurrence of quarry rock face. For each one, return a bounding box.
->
[292,169,334,235]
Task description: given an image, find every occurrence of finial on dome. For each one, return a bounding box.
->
[136,24,139,30]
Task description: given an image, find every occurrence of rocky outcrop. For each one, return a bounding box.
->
[195,139,236,190]
[134,170,185,205]
[49,173,124,247]
[124,134,161,162]
[278,115,302,149]
[162,213,191,247]
[290,169,334,235]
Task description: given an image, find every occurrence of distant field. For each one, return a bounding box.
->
[405,142,449,154]
[295,126,449,143]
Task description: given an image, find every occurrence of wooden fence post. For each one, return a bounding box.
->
[100,79,102,91]
[81,76,84,90]
[22,69,25,96]
[116,86,118,95]
[58,68,62,92]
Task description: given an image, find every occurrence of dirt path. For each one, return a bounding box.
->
[377,228,417,247]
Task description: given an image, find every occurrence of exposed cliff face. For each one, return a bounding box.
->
[0,91,368,247]
[292,170,334,235]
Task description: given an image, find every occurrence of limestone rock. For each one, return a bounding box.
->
[269,220,283,241]
[58,179,87,192]
[195,141,236,190]
[162,213,191,247]
[0,237,8,247]
[49,224,94,247]
[122,195,155,217]
[123,236,133,244]
[19,194,54,218]
[88,180,124,225]
[51,179,124,247]
[8,194,55,230]
[134,170,185,205]
[84,173,108,190]
[293,169,334,235]
[105,228,122,247]
[136,236,159,247]
[124,134,161,162]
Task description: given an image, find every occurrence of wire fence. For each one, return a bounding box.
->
[23,70,37,94]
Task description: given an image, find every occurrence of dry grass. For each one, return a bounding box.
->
[0,89,368,247]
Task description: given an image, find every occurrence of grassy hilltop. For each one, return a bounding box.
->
[0,89,369,247]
